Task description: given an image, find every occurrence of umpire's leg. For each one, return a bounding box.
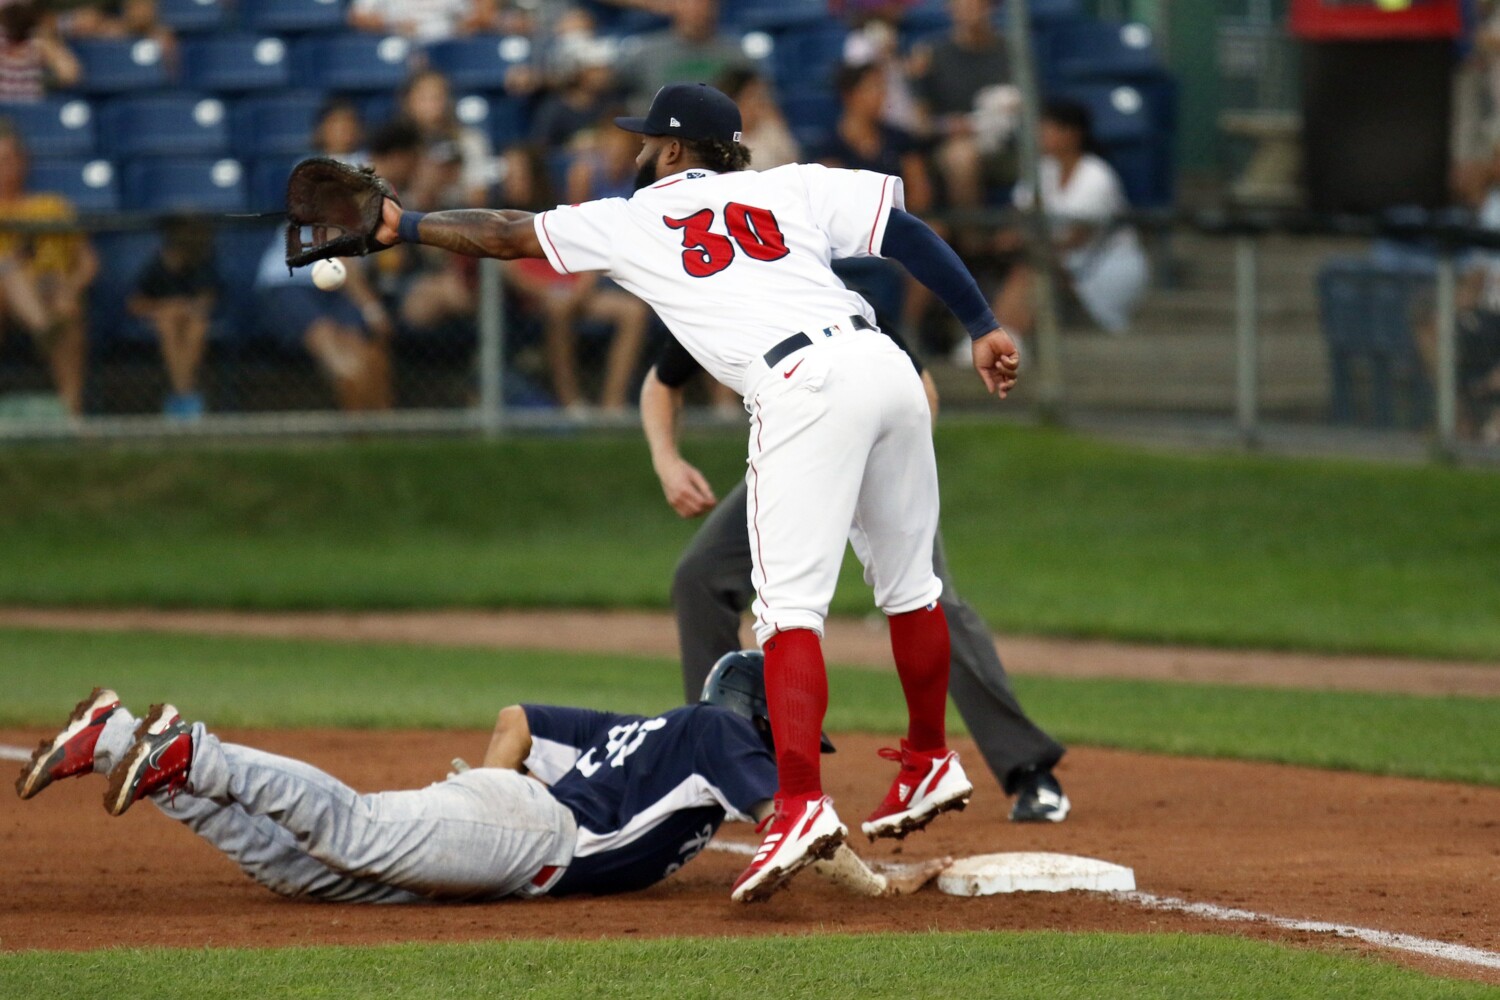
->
[935,533,1066,794]
[672,480,756,701]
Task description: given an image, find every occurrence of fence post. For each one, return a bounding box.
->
[1434,252,1458,456]
[477,256,505,437]
[1234,233,1259,444]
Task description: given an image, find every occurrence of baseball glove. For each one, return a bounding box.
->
[283,156,399,269]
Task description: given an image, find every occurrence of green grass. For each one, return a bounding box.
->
[4,426,1500,659]
[3,628,1496,784]
[1,933,1493,998]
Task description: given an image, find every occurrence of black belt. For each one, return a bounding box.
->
[763,315,874,368]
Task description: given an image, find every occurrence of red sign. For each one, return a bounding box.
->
[1289,0,1463,40]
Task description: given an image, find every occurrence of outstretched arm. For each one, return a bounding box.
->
[375,197,545,260]
[880,208,1019,398]
[482,705,533,771]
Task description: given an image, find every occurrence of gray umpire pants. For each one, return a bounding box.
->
[672,481,1065,795]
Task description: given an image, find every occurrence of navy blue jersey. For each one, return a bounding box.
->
[521,703,777,897]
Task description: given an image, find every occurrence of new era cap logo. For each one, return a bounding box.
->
[670,117,681,127]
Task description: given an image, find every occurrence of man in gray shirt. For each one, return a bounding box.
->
[617,0,750,114]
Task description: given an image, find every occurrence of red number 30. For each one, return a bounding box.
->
[663,202,789,278]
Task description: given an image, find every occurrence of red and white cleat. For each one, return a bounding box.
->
[861,741,973,841]
[104,703,193,817]
[731,794,847,903]
[15,687,121,800]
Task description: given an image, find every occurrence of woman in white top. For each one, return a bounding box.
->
[995,99,1148,335]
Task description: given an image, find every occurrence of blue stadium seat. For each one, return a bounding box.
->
[357,91,396,129]
[71,39,173,94]
[426,36,533,92]
[1051,82,1172,207]
[89,230,162,345]
[729,0,826,32]
[780,92,838,153]
[100,95,231,158]
[0,98,96,157]
[452,92,526,148]
[214,221,283,342]
[293,34,414,91]
[231,92,325,157]
[1051,20,1162,81]
[1317,257,1433,427]
[122,157,248,212]
[249,154,301,213]
[182,34,293,93]
[158,0,229,34]
[1052,83,1153,144]
[27,158,119,212]
[240,0,346,34]
[771,25,847,90]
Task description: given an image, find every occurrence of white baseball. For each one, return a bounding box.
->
[311,258,347,292]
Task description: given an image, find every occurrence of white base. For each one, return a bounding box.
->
[937,852,1136,896]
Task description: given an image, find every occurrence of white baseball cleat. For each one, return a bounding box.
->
[861,741,973,841]
[731,794,847,903]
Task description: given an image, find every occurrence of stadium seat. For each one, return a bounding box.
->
[88,230,163,344]
[779,91,838,153]
[213,220,283,342]
[1051,20,1162,82]
[452,92,526,148]
[99,95,231,158]
[426,36,533,92]
[1051,83,1153,145]
[158,0,229,34]
[1317,257,1434,427]
[26,158,119,212]
[1050,82,1172,207]
[240,0,347,34]
[729,0,826,32]
[70,38,173,94]
[293,34,414,91]
[231,92,325,157]
[249,154,301,213]
[182,34,293,93]
[0,98,96,158]
[122,157,248,212]
[770,25,847,90]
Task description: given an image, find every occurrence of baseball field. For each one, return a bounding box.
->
[2,423,1497,997]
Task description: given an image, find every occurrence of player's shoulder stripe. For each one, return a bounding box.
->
[868,174,896,255]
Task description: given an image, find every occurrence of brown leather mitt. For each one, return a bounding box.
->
[283,156,399,269]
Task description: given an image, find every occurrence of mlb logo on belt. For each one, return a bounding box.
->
[822,323,842,338]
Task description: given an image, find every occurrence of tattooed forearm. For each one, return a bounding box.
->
[414,209,538,259]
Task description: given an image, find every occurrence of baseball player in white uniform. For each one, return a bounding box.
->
[369,83,1020,903]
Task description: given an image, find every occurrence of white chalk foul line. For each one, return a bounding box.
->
[1119,891,1500,971]
[706,841,1500,972]
[0,743,34,762]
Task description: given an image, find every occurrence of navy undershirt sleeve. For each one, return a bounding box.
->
[879,209,998,340]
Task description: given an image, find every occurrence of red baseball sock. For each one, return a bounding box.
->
[763,628,828,801]
[888,602,951,753]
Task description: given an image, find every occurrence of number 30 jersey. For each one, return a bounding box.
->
[532,163,905,395]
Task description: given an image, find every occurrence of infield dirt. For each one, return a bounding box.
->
[3,728,1497,985]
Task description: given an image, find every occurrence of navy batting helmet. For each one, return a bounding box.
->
[699,650,836,753]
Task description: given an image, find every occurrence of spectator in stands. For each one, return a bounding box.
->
[313,98,366,164]
[348,0,500,44]
[717,67,799,171]
[616,0,749,114]
[993,99,1147,338]
[814,61,932,211]
[251,127,413,412]
[842,14,922,135]
[565,108,638,203]
[503,143,650,418]
[398,68,496,208]
[530,34,619,150]
[0,1,80,101]
[60,0,177,70]
[910,0,1015,210]
[127,217,217,420]
[0,120,93,415]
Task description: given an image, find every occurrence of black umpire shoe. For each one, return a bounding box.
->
[1009,767,1071,823]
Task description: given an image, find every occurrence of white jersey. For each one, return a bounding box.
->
[532,163,905,395]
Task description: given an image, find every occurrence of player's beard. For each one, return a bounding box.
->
[633,157,659,191]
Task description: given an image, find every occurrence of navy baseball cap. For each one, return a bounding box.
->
[614,83,742,143]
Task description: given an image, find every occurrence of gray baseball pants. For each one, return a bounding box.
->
[152,722,576,902]
[672,481,1065,794]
